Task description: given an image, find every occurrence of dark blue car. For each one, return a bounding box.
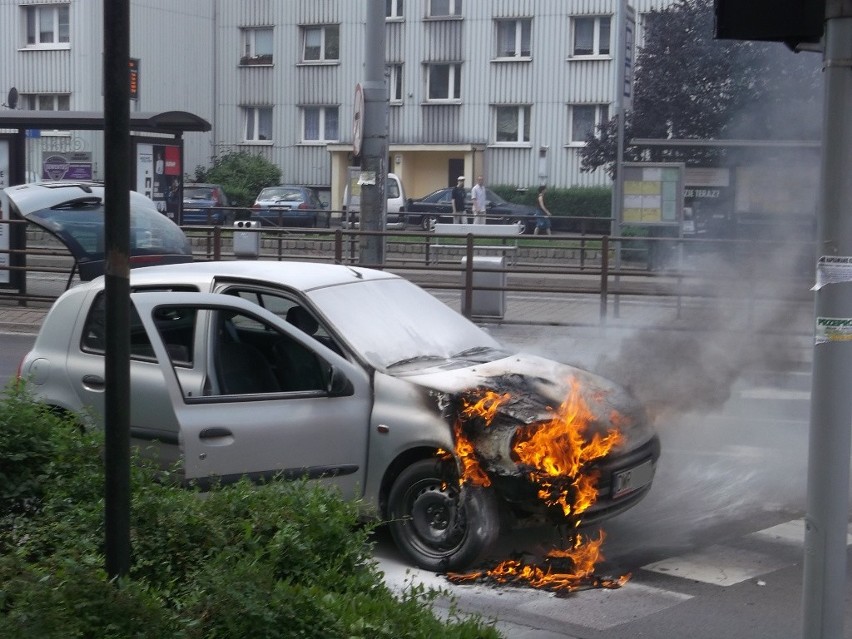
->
[182,183,245,225]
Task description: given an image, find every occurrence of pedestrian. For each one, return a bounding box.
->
[534,185,552,235]
[451,176,466,224]
[471,175,487,225]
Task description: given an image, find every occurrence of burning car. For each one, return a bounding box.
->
[18,261,659,571]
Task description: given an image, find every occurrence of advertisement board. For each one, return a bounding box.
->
[136,142,182,221]
[620,162,684,226]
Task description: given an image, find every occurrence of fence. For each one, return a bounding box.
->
[0,216,816,329]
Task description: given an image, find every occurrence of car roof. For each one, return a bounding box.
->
[118,260,400,292]
[3,181,158,215]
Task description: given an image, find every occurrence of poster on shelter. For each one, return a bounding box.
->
[135,142,182,220]
[0,139,9,284]
[41,152,93,181]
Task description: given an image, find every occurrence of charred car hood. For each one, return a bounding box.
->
[396,352,655,461]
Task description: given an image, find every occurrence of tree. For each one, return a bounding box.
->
[580,0,822,175]
[192,151,281,206]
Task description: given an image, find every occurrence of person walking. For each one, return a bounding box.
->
[451,176,466,224]
[534,185,553,235]
[471,175,487,225]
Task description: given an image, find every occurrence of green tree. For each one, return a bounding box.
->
[580,0,822,175]
[192,151,281,206]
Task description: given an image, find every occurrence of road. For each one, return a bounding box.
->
[2,320,850,639]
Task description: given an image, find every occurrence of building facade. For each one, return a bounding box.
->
[0,0,671,206]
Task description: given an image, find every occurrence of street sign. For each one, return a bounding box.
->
[352,82,364,156]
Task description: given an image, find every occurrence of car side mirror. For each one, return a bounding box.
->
[327,366,354,397]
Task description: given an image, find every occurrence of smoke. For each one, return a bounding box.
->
[594,252,811,420]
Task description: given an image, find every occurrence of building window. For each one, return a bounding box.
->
[429,0,462,18]
[386,0,403,19]
[388,64,403,103]
[22,94,70,110]
[24,4,70,46]
[572,16,611,56]
[496,19,531,58]
[495,106,531,144]
[302,106,339,143]
[427,63,461,101]
[241,27,273,65]
[302,25,339,62]
[243,107,273,142]
[570,104,608,144]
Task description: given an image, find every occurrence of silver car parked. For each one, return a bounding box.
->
[19,261,660,571]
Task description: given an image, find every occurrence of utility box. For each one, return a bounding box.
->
[233,220,260,259]
[461,256,506,319]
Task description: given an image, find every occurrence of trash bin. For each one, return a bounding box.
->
[233,220,260,259]
[460,256,506,319]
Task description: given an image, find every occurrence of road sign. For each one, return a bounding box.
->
[352,83,364,156]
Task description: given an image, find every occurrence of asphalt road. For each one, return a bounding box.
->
[2,322,850,639]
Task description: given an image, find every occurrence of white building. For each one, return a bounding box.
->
[0,0,671,206]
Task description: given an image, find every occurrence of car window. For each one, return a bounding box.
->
[81,292,195,367]
[387,181,400,199]
[208,308,327,395]
[223,287,341,354]
[184,187,213,200]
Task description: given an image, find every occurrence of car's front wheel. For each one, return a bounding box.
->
[387,458,500,572]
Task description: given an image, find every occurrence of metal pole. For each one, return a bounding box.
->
[802,2,852,637]
[103,0,132,579]
[610,0,628,320]
[359,0,387,266]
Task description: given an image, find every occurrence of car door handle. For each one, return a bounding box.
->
[199,427,233,439]
[81,374,105,390]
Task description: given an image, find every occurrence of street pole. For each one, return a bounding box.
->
[103,0,132,579]
[802,1,852,637]
[359,0,388,266]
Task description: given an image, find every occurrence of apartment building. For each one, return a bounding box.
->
[0,0,671,206]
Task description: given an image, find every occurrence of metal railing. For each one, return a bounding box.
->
[1,216,816,329]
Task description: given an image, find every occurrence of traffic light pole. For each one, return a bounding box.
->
[802,2,852,638]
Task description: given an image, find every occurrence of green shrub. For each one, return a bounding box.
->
[0,389,502,639]
[492,185,613,233]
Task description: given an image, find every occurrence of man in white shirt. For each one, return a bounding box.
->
[471,175,486,224]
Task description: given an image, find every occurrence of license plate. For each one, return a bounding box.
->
[612,459,655,498]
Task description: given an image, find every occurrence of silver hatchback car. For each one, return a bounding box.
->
[19,261,660,571]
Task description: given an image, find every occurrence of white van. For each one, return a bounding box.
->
[342,172,406,229]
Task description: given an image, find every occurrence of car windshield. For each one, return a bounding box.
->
[260,188,301,201]
[307,277,502,370]
[184,187,214,199]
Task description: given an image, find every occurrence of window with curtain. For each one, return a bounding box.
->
[302,107,339,142]
[496,19,531,58]
[429,0,462,17]
[244,107,273,142]
[572,16,611,56]
[25,4,70,46]
[570,104,608,143]
[495,106,531,143]
[302,25,339,62]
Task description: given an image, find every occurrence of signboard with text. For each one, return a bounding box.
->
[0,139,9,285]
[620,162,684,226]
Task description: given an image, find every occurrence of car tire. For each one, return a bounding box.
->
[387,458,500,572]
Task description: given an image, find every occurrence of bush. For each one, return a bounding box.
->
[492,185,613,234]
[0,386,501,639]
[192,151,282,207]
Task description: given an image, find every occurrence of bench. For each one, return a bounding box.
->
[429,222,523,264]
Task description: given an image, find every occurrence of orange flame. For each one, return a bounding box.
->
[441,378,630,594]
[448,531,631,594]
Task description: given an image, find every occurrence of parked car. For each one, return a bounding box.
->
[406,187,540,233]
[252,185,329,228]
[342,172,406,229]
[182,183,246,226]
[2,181,192,281]
[19,261,660,571]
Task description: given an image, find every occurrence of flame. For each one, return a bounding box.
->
[448,531,631,594]
[441,378,631,594]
